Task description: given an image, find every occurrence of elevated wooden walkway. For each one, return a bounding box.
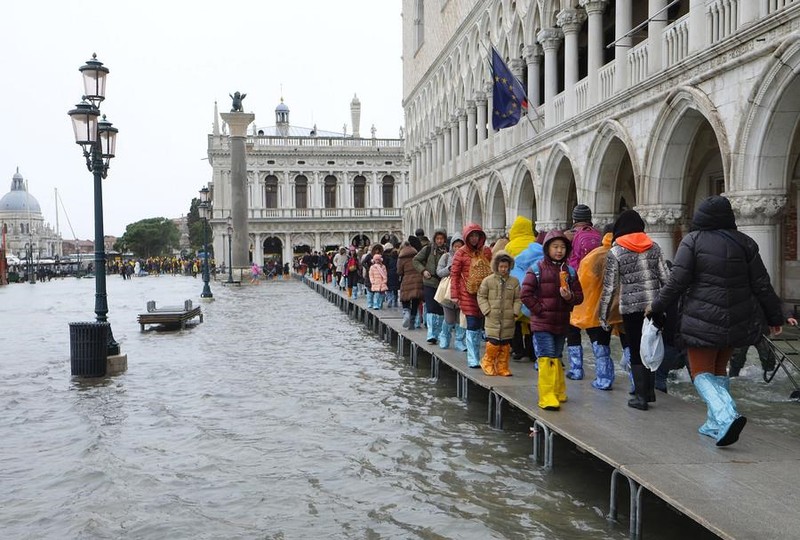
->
[303,277,800,540]
[137,300,203,332]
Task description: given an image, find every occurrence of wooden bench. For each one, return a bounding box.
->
[137,299,204,332]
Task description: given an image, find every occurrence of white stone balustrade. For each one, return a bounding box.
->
[766,0,796,14]
[599,62,616,102]
[553,93,566,125]
[576,78,589,113]
[628,41,649,86]
[664,14,690,68]
[707,0,740,44]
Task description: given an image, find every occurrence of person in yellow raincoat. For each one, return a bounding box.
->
[505,216,537,363]
[570,224,627,390]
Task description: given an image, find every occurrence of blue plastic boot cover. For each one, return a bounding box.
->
[454,325,468,352]
[465,329,483,367]
[566,345,584,380]
[439,322,455,349]
[590,342,614,390]
[693,373,742,441]
[432,314,444,341]
[426,313,437,341]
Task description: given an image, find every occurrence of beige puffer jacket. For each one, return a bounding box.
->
[477,250,521,341]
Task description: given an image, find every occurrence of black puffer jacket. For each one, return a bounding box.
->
[650,196,783,348]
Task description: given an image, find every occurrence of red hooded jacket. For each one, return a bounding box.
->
[450,223,493,317]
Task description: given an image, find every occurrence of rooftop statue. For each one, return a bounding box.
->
[229,91,247,112]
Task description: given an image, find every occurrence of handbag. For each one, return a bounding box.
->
[434,275,454,307]
[641,316,665,372]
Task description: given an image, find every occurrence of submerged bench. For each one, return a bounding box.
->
[137,299,203,332]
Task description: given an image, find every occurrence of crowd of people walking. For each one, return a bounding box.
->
[318,196,794,448]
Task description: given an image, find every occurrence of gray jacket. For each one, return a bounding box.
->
[599,239,669,320]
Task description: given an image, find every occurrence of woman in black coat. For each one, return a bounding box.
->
[650,195,784,446]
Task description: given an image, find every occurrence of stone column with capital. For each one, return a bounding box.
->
[466,101,477,148]
[537,28,564,128]
[458,110,468,155]
[524,45,543,109]
[443,124,452,163]
[475,92,488,143]
[580,0,607,105]
[449,117,458,162]
[637,204,687,261]
[557,8,587,118]
[728,193,788,285]
[220,111,255,272]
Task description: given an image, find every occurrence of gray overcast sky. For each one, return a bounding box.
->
[1,0,403,240]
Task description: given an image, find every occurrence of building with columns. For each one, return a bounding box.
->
[402,0,800,298]
[0,168,62,262]
[206,96,408,268]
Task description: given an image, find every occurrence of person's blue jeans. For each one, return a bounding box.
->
[533,331,566,359]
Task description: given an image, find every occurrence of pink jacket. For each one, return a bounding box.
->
[369,263,388,292]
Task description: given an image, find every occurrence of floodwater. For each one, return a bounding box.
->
[1,275,796,539]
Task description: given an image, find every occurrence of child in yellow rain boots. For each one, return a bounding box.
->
[477,251,521,376]
[520,231,583,410]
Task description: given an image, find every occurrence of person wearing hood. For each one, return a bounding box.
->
[599,209,669,411]
[521,230,584,409]
[506,216,539,363]
[570,224,627,390]
[368,253,388,309]
[450,223,494,368]
[383,243,399,308]
[649,195,784,446]
[564,204,603,381]
[333,247,348,290]
[477,250,521,376]
[397,239,425,329]
[436,233,466,350]
[414,228,449,343]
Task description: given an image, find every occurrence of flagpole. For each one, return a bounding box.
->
[481,42,541,131]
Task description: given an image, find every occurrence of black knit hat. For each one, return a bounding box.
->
[414,228,425,237]
[408,235,422,251]
[572,204,592,223]
[613,209,645,239]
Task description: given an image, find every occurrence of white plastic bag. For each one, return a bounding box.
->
[641,316,664,372]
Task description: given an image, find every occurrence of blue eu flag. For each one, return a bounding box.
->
[491,47,528,130]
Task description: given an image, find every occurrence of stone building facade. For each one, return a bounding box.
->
[402,0,800,297]
[206,97,408,268]
[0,168,62,261]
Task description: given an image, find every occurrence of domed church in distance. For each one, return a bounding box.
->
[0,168,62,262]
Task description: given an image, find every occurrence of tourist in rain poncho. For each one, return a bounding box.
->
[570,224,626,390]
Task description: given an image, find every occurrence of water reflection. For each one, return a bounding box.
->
[2,276,782,538]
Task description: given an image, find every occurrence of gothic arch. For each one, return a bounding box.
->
[451,189,465,235]
[465,181,484,225]
[509,159,537,221]
[736,34,800,194]
[486,172,508,232]
[540,141,580,224]
[584,119,641,216]
[435,194,448,231]
[643,86,731,205]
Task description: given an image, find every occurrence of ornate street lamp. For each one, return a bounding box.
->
[226,217,234,284]
[198,187,213,298]
[67,53,120,357]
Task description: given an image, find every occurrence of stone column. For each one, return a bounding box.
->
[537,28,564,128]
[614,0,632,93]
[253,233,264,267]
[371,172,380,208]
[466,101,477,148]
[284,232,292,269]
[443,124,452,163]
[648,0,667,75]
[220,112,255,271]
[581,0,607,106]
[638,204,686,261]
[558,8,587,118]
[476,93,488,143]
[437,129,446,166]
[729,194,788,285]
[449,117,458,161]
[524,44,543,108]
[458,109,468,155]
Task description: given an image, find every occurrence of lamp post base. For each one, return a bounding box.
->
[107,353,128,375]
